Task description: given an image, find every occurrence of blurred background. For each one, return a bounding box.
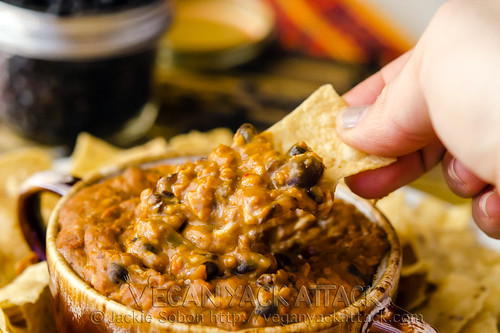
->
[0,0,459,201]
[0,0,446,150]
[152,0,445,138]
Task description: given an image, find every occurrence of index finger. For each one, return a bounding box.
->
[345,139,444,198]
[343,50,414,106]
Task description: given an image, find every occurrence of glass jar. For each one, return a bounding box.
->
[0,0,171,145]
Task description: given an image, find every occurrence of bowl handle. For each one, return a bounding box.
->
[366,301,437,333]
[17,170,79,261]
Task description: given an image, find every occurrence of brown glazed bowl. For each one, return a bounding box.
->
[18,156,437,333]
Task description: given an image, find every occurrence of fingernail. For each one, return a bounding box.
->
[448,157,465,186]
[479,189,496,219]
[340,105,370,129]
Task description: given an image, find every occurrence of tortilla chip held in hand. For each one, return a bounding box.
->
[266,84,395,185]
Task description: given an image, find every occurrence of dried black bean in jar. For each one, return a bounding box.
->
[0,49,155,145]
[0,0,158,16]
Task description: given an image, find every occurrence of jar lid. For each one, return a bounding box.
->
[0,0,172,60]
[158,0,275,70]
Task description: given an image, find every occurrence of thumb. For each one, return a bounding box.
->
[338,57,436,157]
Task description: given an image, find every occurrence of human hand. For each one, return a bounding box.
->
[336,0,500,238]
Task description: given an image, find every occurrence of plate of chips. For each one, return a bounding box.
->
[377,188,500,333]
[1,86,500,332]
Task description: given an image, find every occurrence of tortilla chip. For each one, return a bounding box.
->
[413,195,470,231]
[0,262,56,333]
[378,190,500,330]
[377,190,483,282]
[416,273,489,333]
[0,148,52,288]
[169,128,233,156]
[0,200,26,288]
[0,124,37,154]
[461,311,498,333]
[0,308,9,333]
[70,132,121,177]
[0,148,52,198]
[265,84,395,184]
[113,137,172,166]
[71,129,235,178]
[401,259,429,277]
[376,191,408,229]
[71,133,170,178]
[479,264,500,324]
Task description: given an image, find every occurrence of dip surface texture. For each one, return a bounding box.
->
[57,124,389,330]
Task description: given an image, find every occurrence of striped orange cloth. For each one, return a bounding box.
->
[265,0,413,65]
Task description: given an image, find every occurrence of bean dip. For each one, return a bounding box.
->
[57,124,389,330]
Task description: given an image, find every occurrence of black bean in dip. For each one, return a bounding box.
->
[107,263,129,284]
[202,261,219,281]
[287,155,324,188]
